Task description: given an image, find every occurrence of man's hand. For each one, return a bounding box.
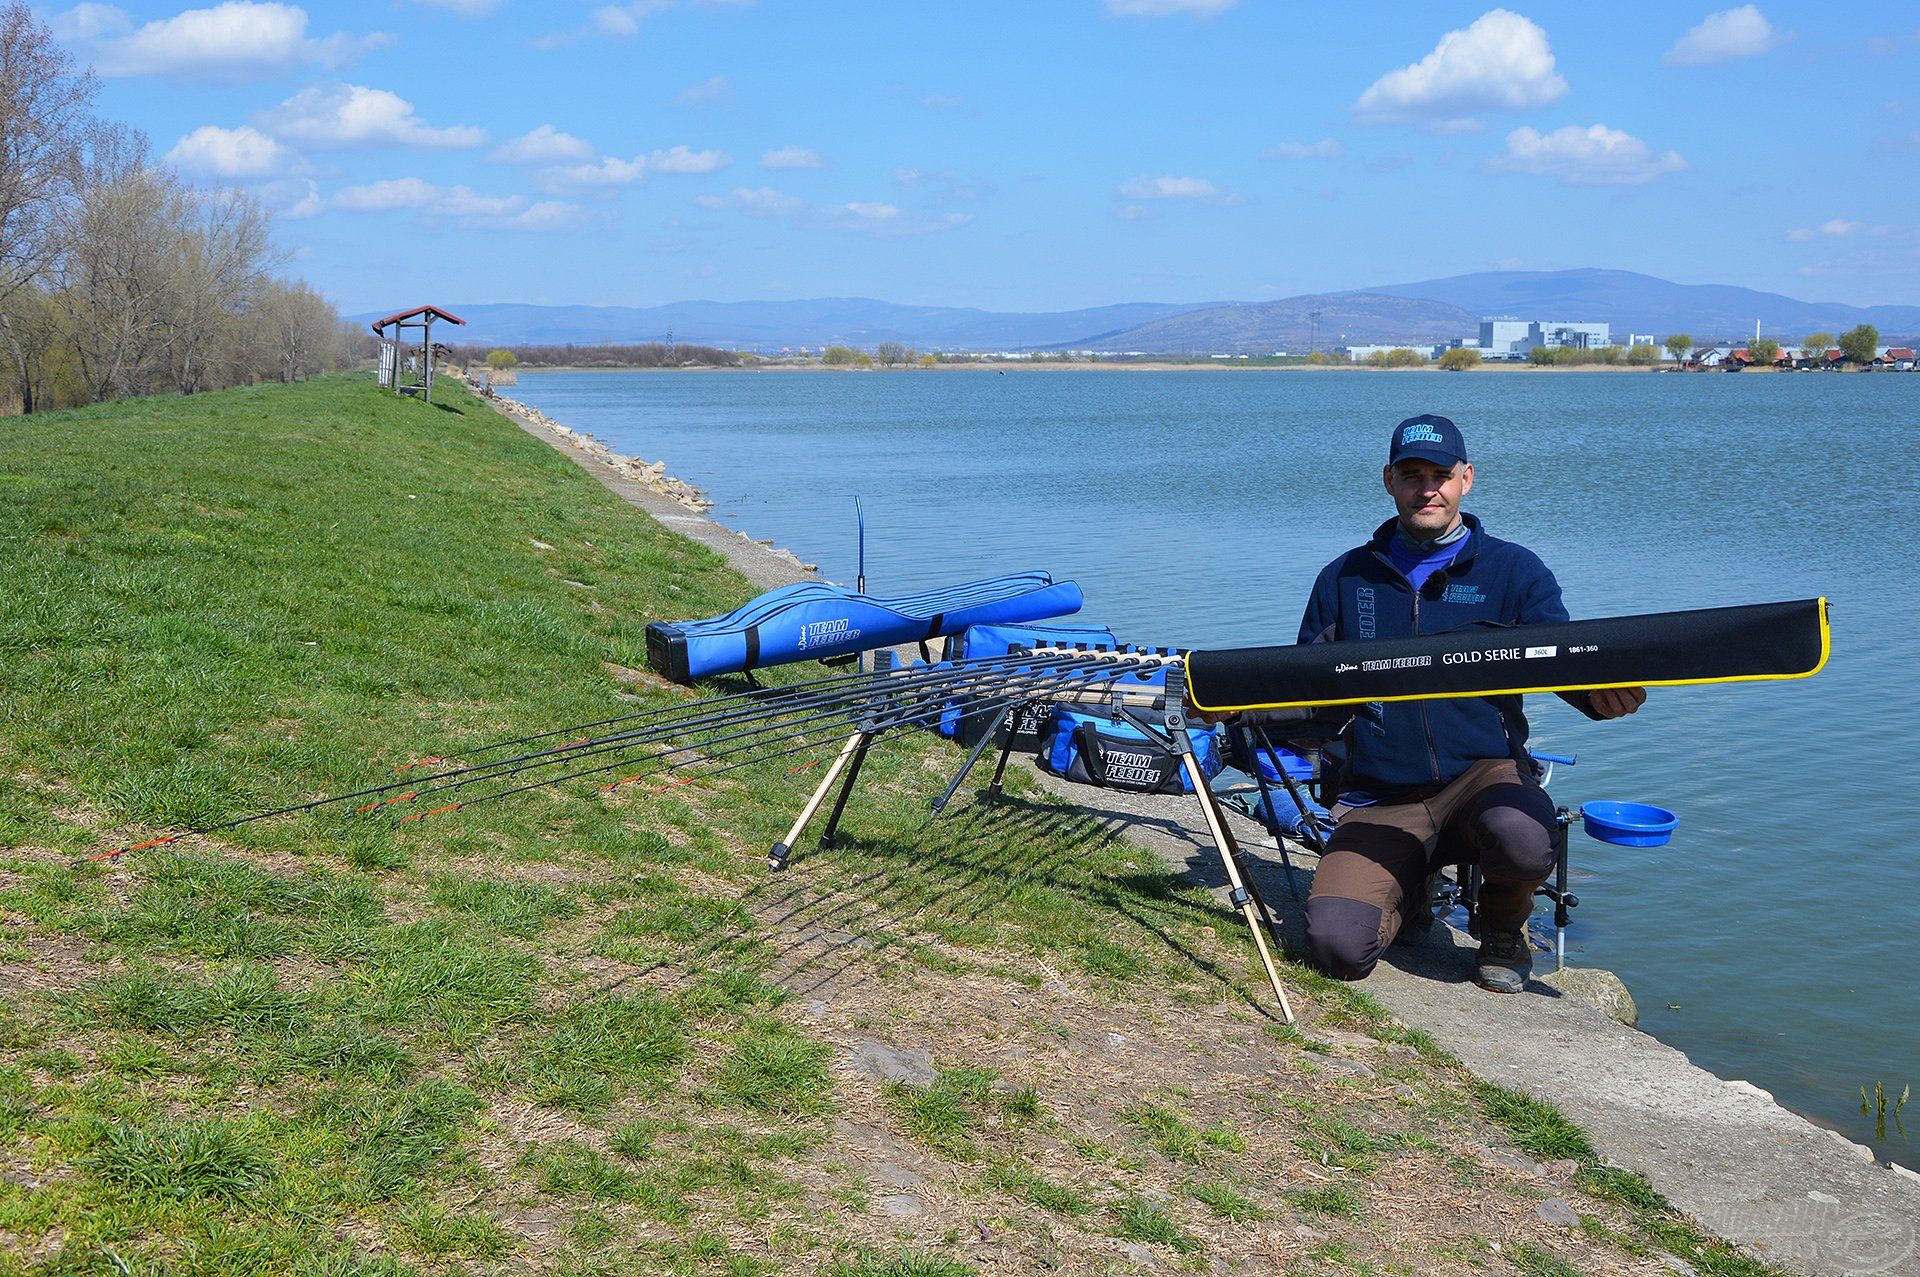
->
[1186,706,1239,726]
[1590,686,1647,719]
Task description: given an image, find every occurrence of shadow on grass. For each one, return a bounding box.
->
[599,788,1290,1020]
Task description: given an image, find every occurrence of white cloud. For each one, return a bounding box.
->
[919,93,962,110]
[1117,205,1151,221]
[490,125,595,165]
[1665,5,1779,66]
[261,84,487,150]
[330,178,583,229]
[677,74,731,106]
[1483,124,1687,186]
[1262,138,1344,161]
[332,177,439,212]
[761,146,824,170]
[1104,0,1238,14]
[545,145,731,188]
[410,0,503,13]
[695,186,806,216]
[257,176,322,218]
[647,144,730,174]
[838,201,898,223]
[697,186,968,235]
[1788,218,1862,241]
[1117,174,1236,202]
[541,0,748,45]
[164,124,298,178]
[50,1,389,80]
[1353,9,1567,130]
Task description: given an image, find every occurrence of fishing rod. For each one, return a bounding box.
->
[393,652,1136,810]
[396,654,1153,830]
[370,651,1107,816]
[383,650,948,774]
[339,650,1084,821]
[87,651,1131,863]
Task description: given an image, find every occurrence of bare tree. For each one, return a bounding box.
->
[60,125,191,401]
[162,187,277,393]
[0,1,96,410]
[248,278,339,383]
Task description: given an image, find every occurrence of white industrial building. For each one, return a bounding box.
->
[1474,317,1611,359]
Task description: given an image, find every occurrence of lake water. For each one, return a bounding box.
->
[512,367,1917,1161]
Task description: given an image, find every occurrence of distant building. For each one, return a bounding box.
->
[1473,316,1611,358]
[1529,321,1610,351]
[1345,343,1443,362]
[1478,317,1532,358]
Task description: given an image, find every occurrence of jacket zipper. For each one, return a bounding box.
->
[1410,584,1441,781]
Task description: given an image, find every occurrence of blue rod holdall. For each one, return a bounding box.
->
[645,571,1084,683]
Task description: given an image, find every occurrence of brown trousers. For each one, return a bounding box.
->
[1303,758,1557,981]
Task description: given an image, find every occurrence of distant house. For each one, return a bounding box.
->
[1691,347,1727,368]
[1876,347,1916,370]
[1725,349,1757,369]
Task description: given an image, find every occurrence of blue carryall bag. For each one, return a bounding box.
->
[938,621,1118,742]
[644,571,1084,683]
[1042,706,1223,795]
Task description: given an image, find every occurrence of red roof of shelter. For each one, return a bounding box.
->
[368,305,466,333]
[1887,348,1916,360]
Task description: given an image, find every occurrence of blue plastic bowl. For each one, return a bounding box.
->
[1580,800,1678,847]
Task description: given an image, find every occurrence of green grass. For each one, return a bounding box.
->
[85,1116,274,1201]
[1109,1194,1198,1251]
[1291,1185,1366,1218]
[828,1250,977,1277]
[1188,1179,1263,1223]
[882,1065,1036,1162]
[712,1016,836,1117]
[1117,1100,1244,1164]
[983,1163,1090,1216]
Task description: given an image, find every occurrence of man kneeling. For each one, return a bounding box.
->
[1294,415,1644,992]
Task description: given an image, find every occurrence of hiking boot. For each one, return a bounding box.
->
[1475,927,1532,994]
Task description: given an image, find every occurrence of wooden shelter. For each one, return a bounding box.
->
[369,305,466,404]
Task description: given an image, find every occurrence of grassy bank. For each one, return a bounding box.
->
[0,376,1778,1275]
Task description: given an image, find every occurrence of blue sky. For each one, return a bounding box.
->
[48,0,1920,314]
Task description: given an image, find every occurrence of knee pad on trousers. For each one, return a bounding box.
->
[1472,789,1557,884]
[1304,896,1385,981]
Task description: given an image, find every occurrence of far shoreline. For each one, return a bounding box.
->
[510,360,1726,375]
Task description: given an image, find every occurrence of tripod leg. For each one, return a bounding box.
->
[931,704,1014,814]
[817,734,875,850]
[769,731,864,871]
[1239,726,1304,900]
[1178,742,1295,1024]
[983,706,1027,803]
[1552,821,1571,972]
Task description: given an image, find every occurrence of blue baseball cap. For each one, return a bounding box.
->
[1388,414,1467,468]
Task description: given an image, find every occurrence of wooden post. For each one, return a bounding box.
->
[423,313,433,404]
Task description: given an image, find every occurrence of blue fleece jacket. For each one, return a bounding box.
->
[1298,513,1599,796]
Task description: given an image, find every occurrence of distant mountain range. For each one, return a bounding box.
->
[362,269,1920,353]
[1349,269,1920,345]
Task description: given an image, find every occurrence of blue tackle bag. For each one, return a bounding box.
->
[1041,707,1222,795]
